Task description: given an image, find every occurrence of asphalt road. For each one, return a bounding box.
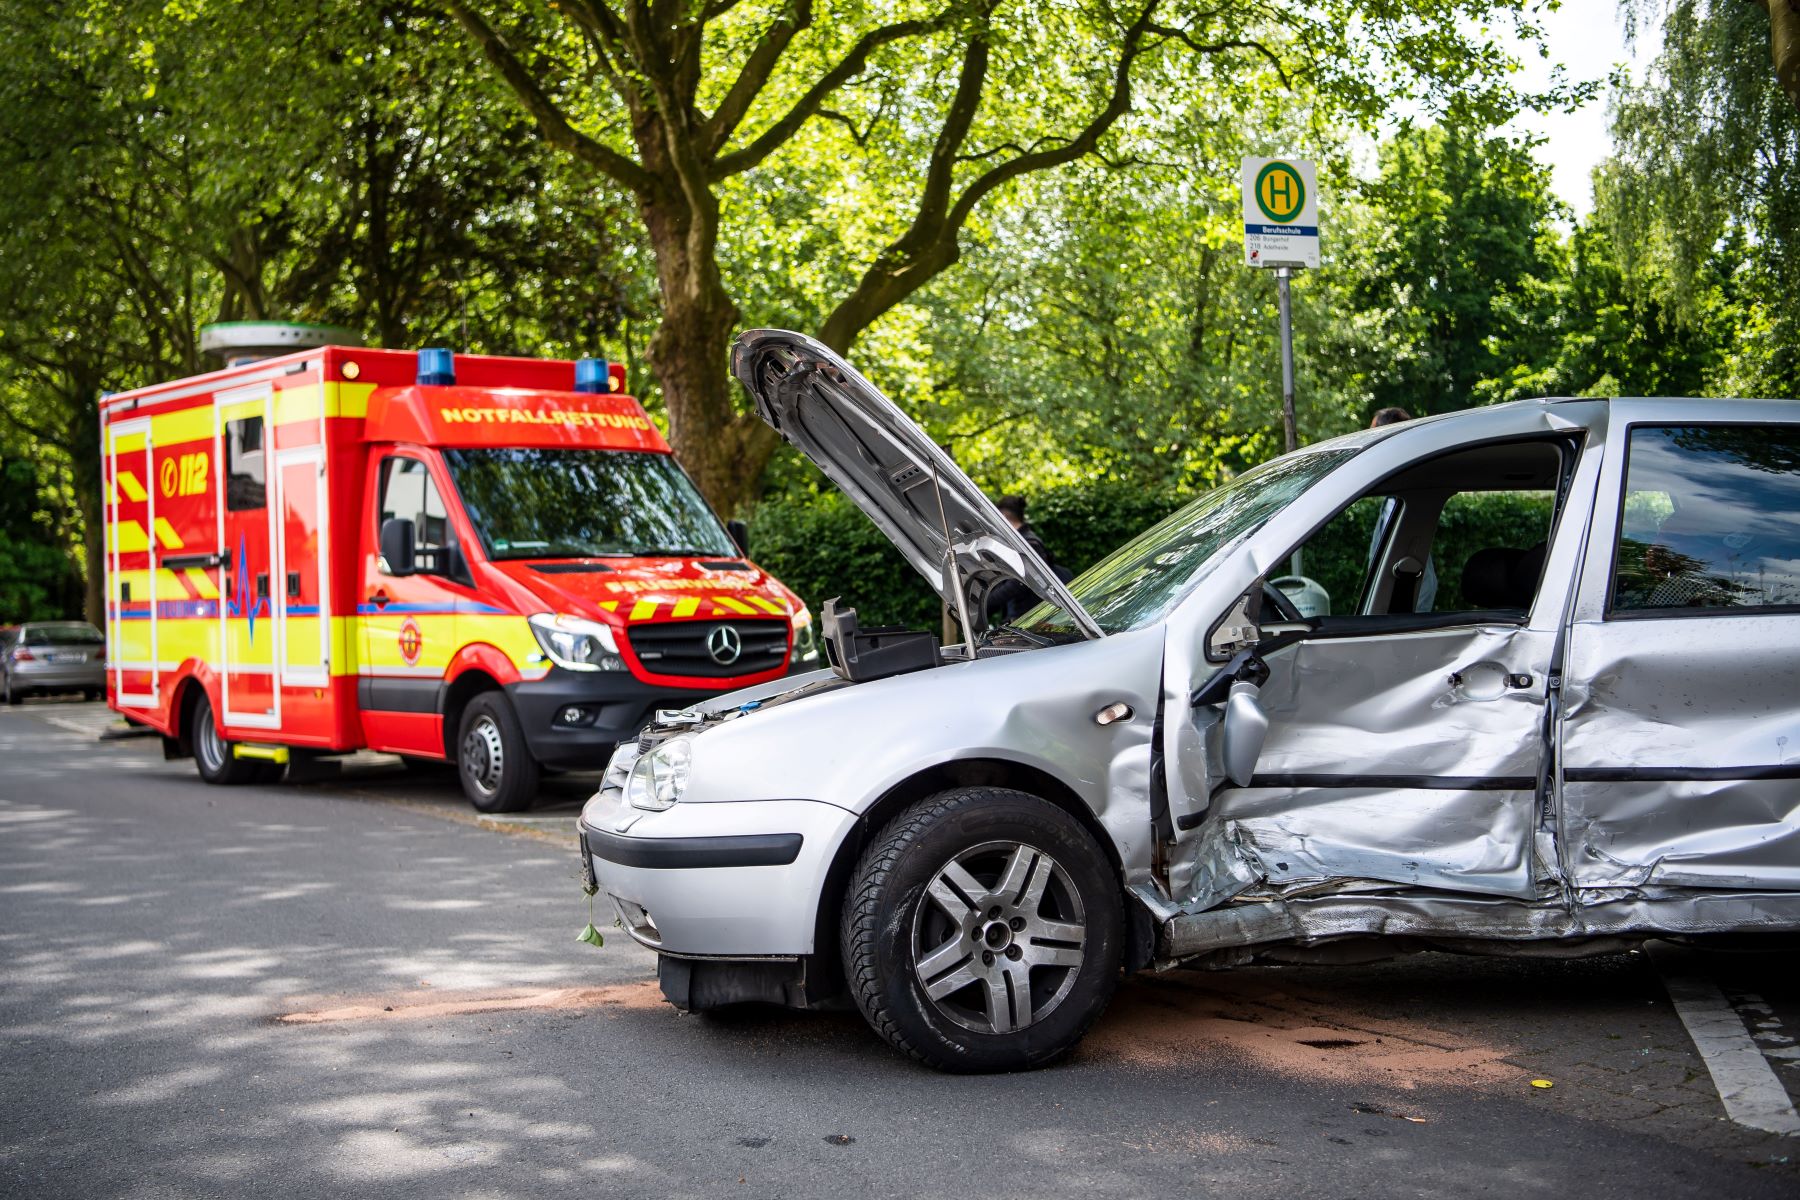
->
[3,700,1798,1198]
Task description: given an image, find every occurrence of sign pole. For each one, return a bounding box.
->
[1275,265,1297,455]
[1242,155,1318,459]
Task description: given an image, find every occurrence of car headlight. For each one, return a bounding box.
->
[790,606,821,666]
[529,612,626,672]
[625,737,691,811]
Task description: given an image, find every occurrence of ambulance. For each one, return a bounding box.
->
[99,327,817,811]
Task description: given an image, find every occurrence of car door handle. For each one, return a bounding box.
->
[162,552,225,571]
[1448,670,1534,691]
[368,589,392,610]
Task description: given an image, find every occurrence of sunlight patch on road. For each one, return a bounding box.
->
[277,981,662,1024]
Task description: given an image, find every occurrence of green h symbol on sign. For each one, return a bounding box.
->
[1255,162,1306,224]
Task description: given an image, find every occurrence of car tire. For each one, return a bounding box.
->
[1,674,16,705]
[841,786,1123,1073]
[457,691,539,813]
[192,693,262,786]
[83,688,101,702]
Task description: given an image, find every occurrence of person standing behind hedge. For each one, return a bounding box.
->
[987,495,1075,623]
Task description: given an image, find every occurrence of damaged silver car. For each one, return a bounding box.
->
[580,329,1800,1072]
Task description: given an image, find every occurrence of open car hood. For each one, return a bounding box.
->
[732,330,1100,639]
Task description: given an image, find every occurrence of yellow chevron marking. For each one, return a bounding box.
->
[629,599,659,621]
[107,482,119,505]
[113,521,149,554]
[672,597,699,618]
[749,596,787,615]
[153,517,184,549]
[598,600,620,612]
[711,595,756,615]
[117,471,148,503]
[185,568,219,599]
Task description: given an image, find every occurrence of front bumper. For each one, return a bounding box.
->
[504,669,730,768]
[579,789,856,958]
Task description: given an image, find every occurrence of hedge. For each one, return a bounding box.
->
[747,480,1555,629]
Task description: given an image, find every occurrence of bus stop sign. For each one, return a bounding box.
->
[1242,157,1319,269]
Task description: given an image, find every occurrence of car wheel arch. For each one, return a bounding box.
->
[808,757,1126,1002]
[170,671,215,756]
[440,668,503,761]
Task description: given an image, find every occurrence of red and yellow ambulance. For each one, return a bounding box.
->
[99,331,817,811]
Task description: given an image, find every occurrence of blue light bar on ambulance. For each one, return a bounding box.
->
[417,347,456,386]
[574,357,608,394]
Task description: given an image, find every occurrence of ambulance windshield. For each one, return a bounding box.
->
[445,448,738,561]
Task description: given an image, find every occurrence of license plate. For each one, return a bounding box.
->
[49,653,83,664]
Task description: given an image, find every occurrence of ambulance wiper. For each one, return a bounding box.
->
[630,546,714,557]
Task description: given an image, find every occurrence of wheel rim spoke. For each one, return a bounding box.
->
[1018,853,1055,911]
[1026,943,1084,969]
[1030,919,1086,947]
[992,844,1037,905]
[925,959,981,1002]
[916,933,971,982]
[926,860,981,921]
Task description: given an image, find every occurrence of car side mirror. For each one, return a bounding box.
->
[1221,679,1270,788]
[726,519,750,557]
[379,517,416,577]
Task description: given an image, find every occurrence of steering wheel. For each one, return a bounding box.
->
[1261,580,1305,624]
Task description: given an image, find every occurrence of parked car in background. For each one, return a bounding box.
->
[581,329,1800,1072]
[3,621,106,703]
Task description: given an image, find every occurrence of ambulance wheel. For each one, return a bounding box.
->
[192,694,261,786]
[457,692,538,813]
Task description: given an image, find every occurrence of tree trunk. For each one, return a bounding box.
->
[65,392,104,626]
[638,189,778,517]
[1756,0,1800,112]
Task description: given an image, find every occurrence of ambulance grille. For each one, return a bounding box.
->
[625,619,788,678]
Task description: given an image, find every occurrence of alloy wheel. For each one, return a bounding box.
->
[910,840,1087,1035]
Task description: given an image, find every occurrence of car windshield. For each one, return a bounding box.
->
[1019,446,1360,636]
[24,623,104,645]
[443,448,737,560]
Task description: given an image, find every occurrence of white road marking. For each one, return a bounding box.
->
[39,714,106,737]
[1650,944,1800,1136]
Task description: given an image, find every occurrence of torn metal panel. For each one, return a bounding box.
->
[1565,780,1800,890]
[1203,784,1538,900]
[1561,611,1800,891]
[1159,623,1555,906]
[1254,624,1551,781]
[1161,889,1800,960]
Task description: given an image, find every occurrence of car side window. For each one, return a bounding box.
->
[224,416,266,511]
[1611,424,1800,614]
[378,456,450,555]
[1280,439,1566,623]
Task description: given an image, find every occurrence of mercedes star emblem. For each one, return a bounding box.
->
[706,624,743,666]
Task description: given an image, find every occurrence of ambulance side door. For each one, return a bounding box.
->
[359,451,462,756]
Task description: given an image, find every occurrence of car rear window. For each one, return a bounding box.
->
[23,623,105,645]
